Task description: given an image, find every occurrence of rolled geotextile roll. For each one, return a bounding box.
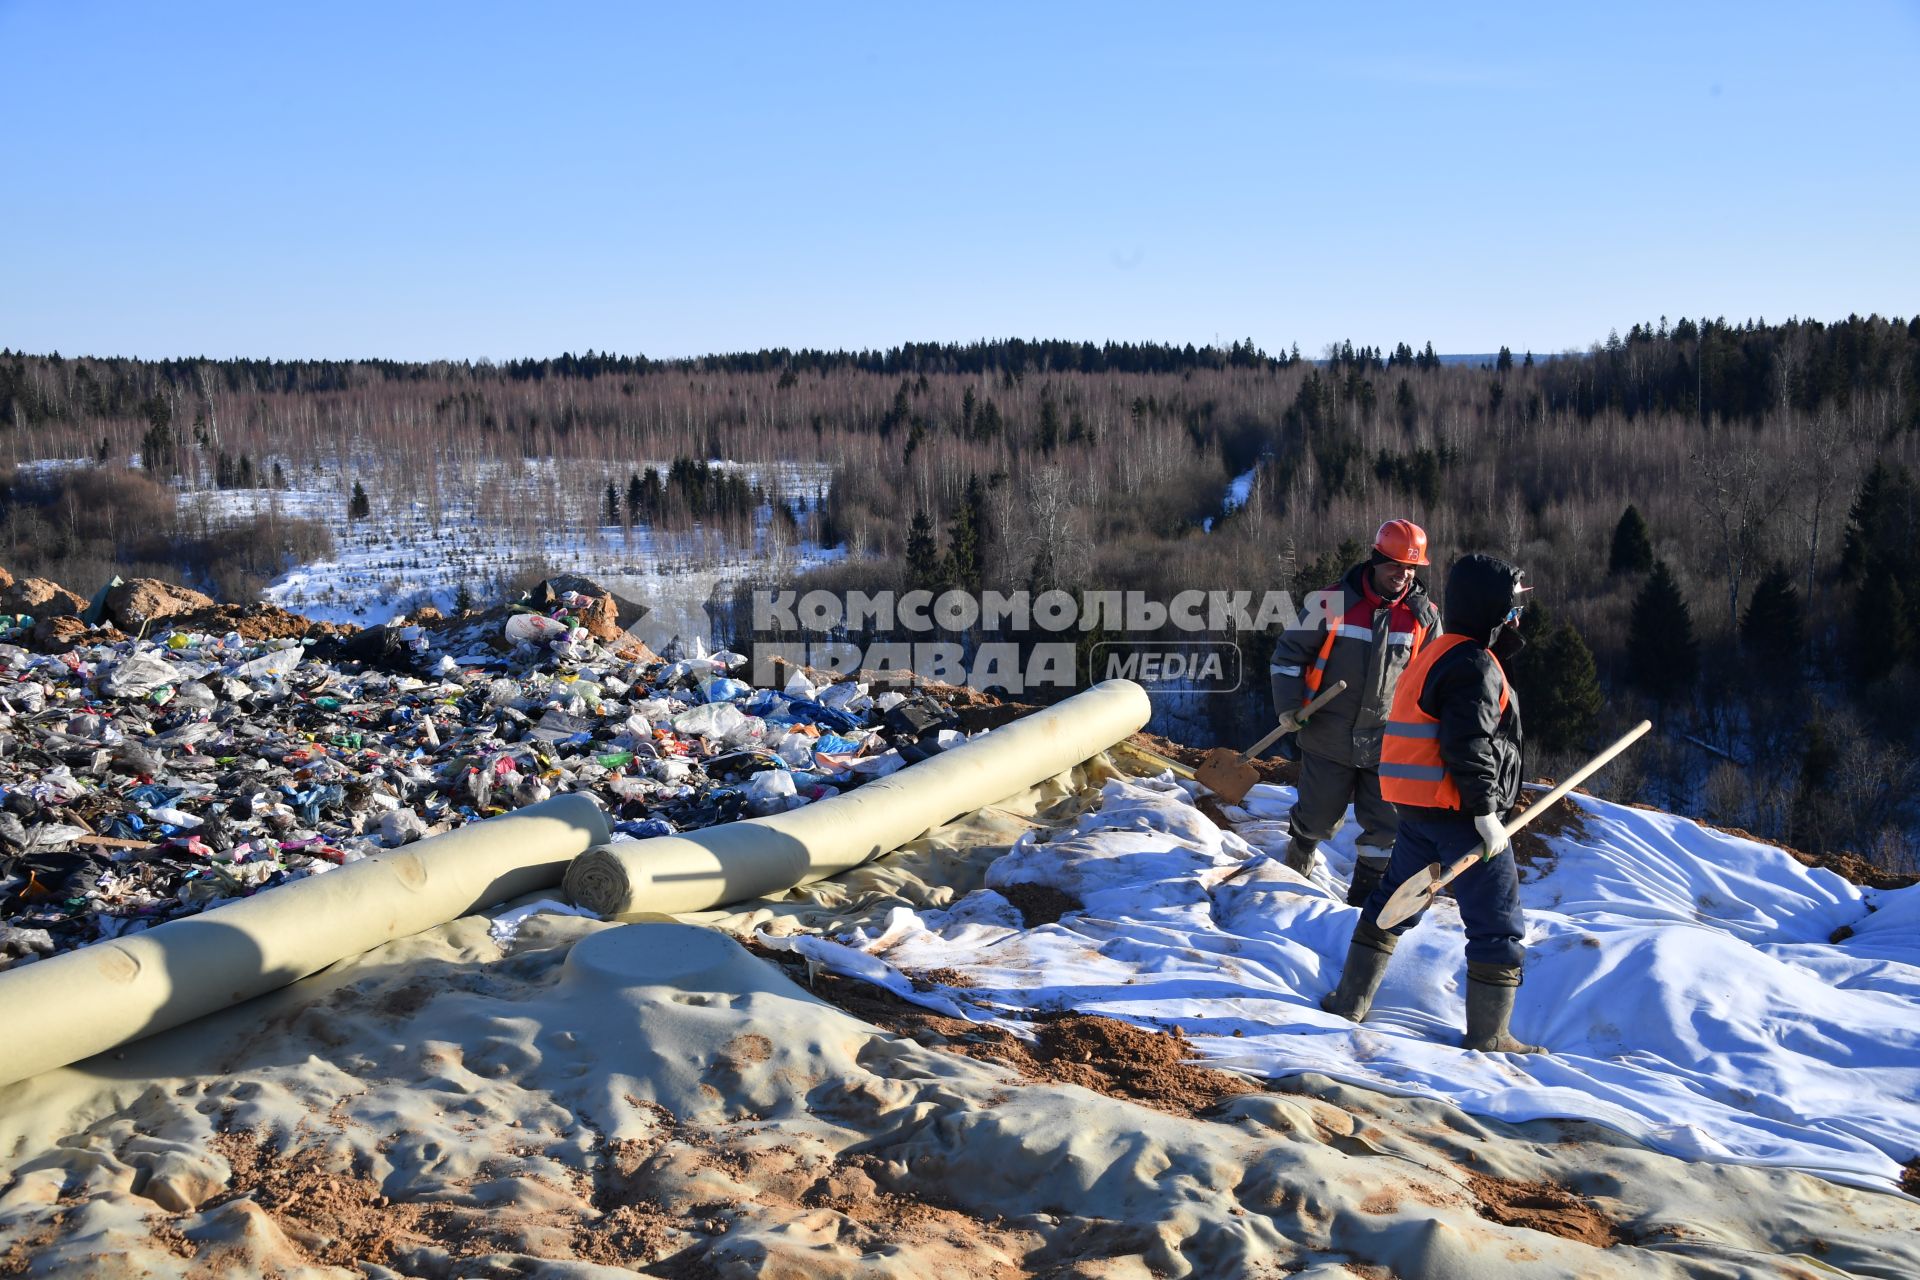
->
[564,678,1152,918]
[0,792,609,1089]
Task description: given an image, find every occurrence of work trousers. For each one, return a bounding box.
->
[1289,746,1397,860]
[1358,812,1527,969]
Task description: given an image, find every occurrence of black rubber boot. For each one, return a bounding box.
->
[1284,836,1318,874]
[1320,926,1398,1022]
[1345,855,1387,908]
[1462,963,1545,1054]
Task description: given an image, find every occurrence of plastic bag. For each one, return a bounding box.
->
[672,702,748,740]
[504,613,570,645]
[742,769,797,815]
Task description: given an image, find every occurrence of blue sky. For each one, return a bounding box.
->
[2,2,1915,361]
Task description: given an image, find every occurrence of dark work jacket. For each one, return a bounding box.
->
[1268,564,1438,768]
[1395,552,1526,823]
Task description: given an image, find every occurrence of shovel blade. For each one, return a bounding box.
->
[1193,747,1260,805]
[1375,862,1444,930]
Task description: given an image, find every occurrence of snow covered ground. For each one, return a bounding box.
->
[176,458,841,643]
[789,772,1920,1191]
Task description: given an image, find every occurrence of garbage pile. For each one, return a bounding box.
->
[0,575,964,971]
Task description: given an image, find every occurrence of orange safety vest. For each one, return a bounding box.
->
[1301,606,1429,703]
[1378,633,1510,809]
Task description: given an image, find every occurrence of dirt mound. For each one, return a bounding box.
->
[183,1129,681,1273]
[1511,791,1592,872]
[25,616,125,654]
[752,944,1256,1116]
[0,577,84,619]
[104,578,214,630]
[1693,819,1918,891]
[1462,1167,1625,1248]
[168,602,359,642]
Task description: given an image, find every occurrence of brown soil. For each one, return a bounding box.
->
[1536,781,1917,891]
[1462,1168,1625,1248]
[1696,822,1918,891]
[1510,791,1592,871]
[169,602,360,641]
[1001,882,1082,927]
[192,1129,688,1273]
[25,615,123,653]
[1902,1158,1920,1198]
[1193,793,1237,830]
[610,1104,1035,1280]
[909,966,977,989]
[0,1211,68,1277]
[752,944,1255,1117]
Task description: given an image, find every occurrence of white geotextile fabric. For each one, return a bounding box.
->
[785,772,1920,1189]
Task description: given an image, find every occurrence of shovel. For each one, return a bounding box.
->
[1194,679,1349,805]
[1375,720,1652,929]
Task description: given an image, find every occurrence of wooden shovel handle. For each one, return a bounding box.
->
[1240,679,1349,762]
[1375,720,1652,928]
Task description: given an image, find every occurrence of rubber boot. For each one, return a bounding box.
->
[1462,963,1545,1054]
[1320,924,1398,1022]
[1345,855,1387,908]
[1284,836,1318,874]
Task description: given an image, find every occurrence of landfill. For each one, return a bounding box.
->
[0,574,966,972]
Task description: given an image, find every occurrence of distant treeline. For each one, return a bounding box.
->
[10,313,1911,425]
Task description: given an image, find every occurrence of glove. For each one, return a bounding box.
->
[1275,707,1305,734]
[1473,813,1510,862]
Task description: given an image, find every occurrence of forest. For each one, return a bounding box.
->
[2,312,1918,870]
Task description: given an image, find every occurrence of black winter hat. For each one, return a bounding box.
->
[1443,553,1526,645]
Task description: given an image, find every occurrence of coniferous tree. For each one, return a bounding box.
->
[1610,504,1655,575]
[272,461,287,489]
[945,480,981,593]
[1838,462,1892,584]
[1394,379,1417,430]
[905,508,942,591]
[1789,719,1838,853]
[815,483,841,549]
[349,480,371,521]
[1740,563,1805,674]
[1037,396,1062,453]
[454,581,476,614]
[1510,608,1602,753]
[604,482,620,525]
[1853,577,1910,682]
[1627,560,1699,705]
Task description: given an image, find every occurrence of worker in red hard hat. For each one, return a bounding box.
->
[1268,520,1439,904]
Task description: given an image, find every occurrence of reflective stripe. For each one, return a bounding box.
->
[1336,623,1373,642]
[1271,663,1302,677]
[1387,630,1417,645]
[1379,761,1447,781]
[1384,720,1439,738]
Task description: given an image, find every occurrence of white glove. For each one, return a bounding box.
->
[1275,707,1304,733]
[1473,813,1510,862]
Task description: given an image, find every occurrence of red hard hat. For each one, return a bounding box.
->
[1373,519,1430,566]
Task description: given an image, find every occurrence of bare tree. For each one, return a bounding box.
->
[1692,444,1790,634]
